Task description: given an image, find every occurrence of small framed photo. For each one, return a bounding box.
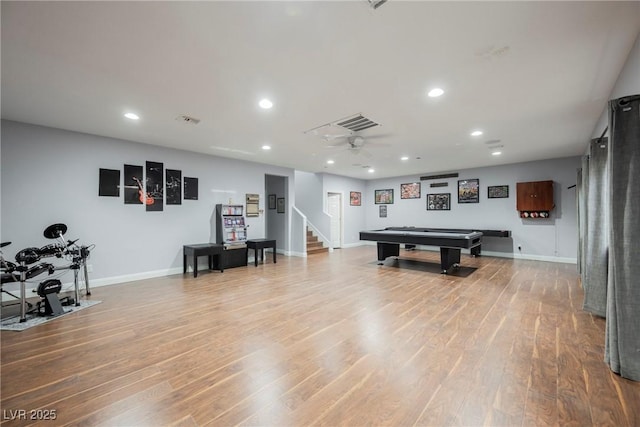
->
[277,197,285,213]
[379,205,387,217]
[268,194,276,209]
[400,182,421,199]
[488,185,509,199]
[458,179,479,203]
[350,191,362,206]
[427,193,450,210]
[375,189,394,204]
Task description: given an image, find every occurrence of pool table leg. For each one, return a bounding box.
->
[440,247,461,274]
[377,242,400,264]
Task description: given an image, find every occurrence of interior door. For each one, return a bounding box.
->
[327,192,342,248]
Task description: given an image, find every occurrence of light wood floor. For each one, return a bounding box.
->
[1,247,638,426]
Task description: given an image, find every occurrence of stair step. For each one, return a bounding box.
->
[307,247,329,254]
[307,240,324,249]
[306,227,326,253]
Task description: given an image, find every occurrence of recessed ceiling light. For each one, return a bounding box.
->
[124,112,139,120]
[471,130,483,137]
[401,156,409,161]
[368,168,375,173]
[259,99,273,109]
[262,145,271,150]
[428,88,444,97]
[327,160,335,164]
[492,151,502,156]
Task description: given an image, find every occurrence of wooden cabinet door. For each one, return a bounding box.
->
[516,180,554,211]
[534,181,554,210]
[517,182,537,211]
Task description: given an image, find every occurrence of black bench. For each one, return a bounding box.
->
[246,239,277,266]
[183,244,225,277]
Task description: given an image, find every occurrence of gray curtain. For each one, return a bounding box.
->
[605,94,640,381]
[577,162,587,275]
[582,138,609,317]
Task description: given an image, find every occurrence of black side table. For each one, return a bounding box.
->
[183,244,225,278]
[246,239,277,267]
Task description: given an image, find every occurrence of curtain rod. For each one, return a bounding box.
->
[599,126,608,141]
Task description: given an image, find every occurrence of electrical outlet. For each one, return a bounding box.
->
[87,264,93,273]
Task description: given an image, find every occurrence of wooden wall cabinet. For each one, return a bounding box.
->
[516,180,554,218]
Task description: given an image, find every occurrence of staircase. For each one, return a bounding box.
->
[307,228,329,255]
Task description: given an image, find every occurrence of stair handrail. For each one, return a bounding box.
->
[291,206,308,256]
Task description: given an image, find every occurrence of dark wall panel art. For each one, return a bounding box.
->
[146,161,164,211]
[166,169,182,205]
[184,177,198,200]
[98,168,120,197]
[124,164,143,205]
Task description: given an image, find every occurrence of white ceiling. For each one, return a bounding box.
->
[2,1,639,179]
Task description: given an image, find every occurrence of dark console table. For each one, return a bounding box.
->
[183,244,225,278]
[246,239,277,267]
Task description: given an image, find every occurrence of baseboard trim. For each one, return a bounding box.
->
[88,267,184,289]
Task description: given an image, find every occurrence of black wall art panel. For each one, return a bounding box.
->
[98,168,120,197]
[184,177,198,200]
[166,169,182,205]
[124,164,144,205]
[146,161,164,211]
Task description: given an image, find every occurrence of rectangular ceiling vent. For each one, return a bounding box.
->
[335,114,379,132]
[304,113,380,140]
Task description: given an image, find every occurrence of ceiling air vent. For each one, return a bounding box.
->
[335,114,379,132]
[175,115,201,125]
[304,113,380,140]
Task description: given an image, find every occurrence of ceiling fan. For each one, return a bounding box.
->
[324,134,390,157]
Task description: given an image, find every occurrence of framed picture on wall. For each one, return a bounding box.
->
[488,185,509,199]
[166,169,182,205]
[379,205,387,217]
[458,179,479,203]
[350,191,361,206]
[184,177,199,200]
[98,168,120,197]
[375,189,394,204]
[277,197,285,213]
[400,182,421,199]
[268,194,276,209]
[427,193,450,210]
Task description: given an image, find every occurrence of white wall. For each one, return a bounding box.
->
[364,156,581,262]
[1,120,295,292]
[321,173,367,247]
[293,171,331,239]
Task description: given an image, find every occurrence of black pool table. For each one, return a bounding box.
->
[359,228,484,274]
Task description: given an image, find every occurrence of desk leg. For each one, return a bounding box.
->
[193,255,198,278]
[273,246,276,264]
[255,248,259,267]
[219,253,224,273]
[183,254,187,274]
